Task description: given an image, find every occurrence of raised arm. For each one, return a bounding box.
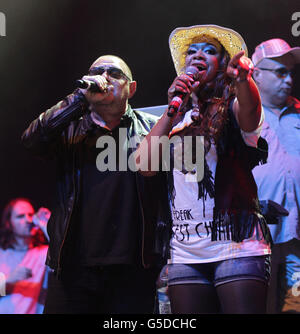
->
[227,51,262,132]
[21,90,88,157]
[135,74,198,176]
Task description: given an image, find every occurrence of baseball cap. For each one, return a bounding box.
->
[252,38,300,66]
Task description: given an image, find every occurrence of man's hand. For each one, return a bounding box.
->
[32,207,51,241]
[227,51,254,82]
[79,75,110,105]
[6,267,32,285]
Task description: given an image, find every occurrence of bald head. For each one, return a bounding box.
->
[90,55,133,81]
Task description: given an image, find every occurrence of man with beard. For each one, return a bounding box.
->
[0,198,50,313]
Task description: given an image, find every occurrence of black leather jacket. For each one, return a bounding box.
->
[22,91,171,274]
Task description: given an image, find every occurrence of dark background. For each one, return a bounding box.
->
[0,0,299,212]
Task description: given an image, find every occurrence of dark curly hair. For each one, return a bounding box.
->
[0,198,48,250]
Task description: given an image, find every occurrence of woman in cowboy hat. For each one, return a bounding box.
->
[135,25,272,314]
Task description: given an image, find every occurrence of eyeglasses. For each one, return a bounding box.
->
[88,66,131,81]
[257,67,293,79]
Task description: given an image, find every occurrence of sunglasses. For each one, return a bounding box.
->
[88,66,131,81]
[257,67,293,79]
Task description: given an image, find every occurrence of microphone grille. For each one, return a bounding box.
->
[185,66,200,80]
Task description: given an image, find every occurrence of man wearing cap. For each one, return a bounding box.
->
[252,39,300,313]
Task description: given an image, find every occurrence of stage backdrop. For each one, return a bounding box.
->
[0,0,299,211]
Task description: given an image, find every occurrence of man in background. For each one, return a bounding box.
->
[0,197,50,313]
[252,38,300,313]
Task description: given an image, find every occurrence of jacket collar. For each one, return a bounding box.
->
[79,104,134,134]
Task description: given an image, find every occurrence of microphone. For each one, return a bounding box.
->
[167,66,200,117]
[75,79,107,93]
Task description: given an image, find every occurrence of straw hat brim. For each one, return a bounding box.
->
[169,24,248,75]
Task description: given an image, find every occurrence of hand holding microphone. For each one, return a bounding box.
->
[76,75,108,94]
[167,66,200,117]
[75,74,111,106]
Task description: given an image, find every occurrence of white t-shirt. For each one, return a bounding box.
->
[168,107,271,264]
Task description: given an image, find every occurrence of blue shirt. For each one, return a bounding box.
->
[252,97,300,243]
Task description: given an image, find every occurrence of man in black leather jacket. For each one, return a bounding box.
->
[22,55,170,314]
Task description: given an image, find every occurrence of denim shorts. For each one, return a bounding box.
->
[168,255,271,287]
